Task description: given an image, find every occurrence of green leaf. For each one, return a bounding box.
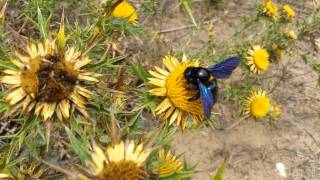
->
[211,160,227,180]
[65,126,90,163]
[37,7,50,40]
[132,64,150,83]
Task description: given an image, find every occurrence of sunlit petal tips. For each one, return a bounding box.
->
[148,55,204,129]
[84,140,151,180]
[0,38,99,121]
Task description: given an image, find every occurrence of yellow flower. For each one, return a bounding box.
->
[272,44,285,59]
[246,45,270,74]
[85,141,151,180]
[244,89,271,119]
[285,30,297,40]
[0,39,99,121]
[153,149,183,177]
[148,55,203,129]
[263,0,278,17]
[275,48,284,59]
[271,104,281,119]
[112,0,138,25]
[283,4,296,19]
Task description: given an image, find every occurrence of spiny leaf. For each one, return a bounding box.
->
[37,7,50,40]
[211,159,227,180]
[65,126,90,163]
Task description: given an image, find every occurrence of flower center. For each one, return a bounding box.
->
[253,49,269,70]
[165,63,203,115]
[97,160,146,180]
[21,55,78,102]
[250,96,270,118]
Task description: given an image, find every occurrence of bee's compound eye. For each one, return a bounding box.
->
[197,69,210,81]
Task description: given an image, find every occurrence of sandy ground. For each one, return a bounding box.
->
[141,0,320,179]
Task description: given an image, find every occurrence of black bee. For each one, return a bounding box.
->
[184,57,240,118]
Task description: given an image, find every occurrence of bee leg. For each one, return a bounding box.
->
[188,91,200,101]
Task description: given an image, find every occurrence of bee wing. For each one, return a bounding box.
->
[198,80,214,119]
[208,57,240,79]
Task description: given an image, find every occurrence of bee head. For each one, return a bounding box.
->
[184,67,198,84]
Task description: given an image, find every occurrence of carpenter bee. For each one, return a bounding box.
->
[184,57,240,118]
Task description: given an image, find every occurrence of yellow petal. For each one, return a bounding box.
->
[11,59,24,69]
[163,56,176,71]
[70,93,86,109]
[78,73,99,82]
[148,78,166,87]
[154,66,169,76]
[149,87,166,96]
[76,86,92,99]
[42,103,56,120]
[6,88,26,105]
[58,99,70,119]
[3,69,20,75]
[27,43,38,58]
[34,103,45,117]
[149,70,166,80]
[0,75,21,84]
[15,51,30,63]
[155,98,172,114]
[169,110,179,125]
[74,57,92,69]
[90,143,106,175]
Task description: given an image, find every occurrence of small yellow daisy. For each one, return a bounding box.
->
[263,0,278,18]
[244,89,271,119]
[271,104,281,119]
[283,4,296,19]
[246,45,270,74]
[85,140,151,180]
[272,44,285,59]
[112,0,138,25]
[153,149,183,177]
[285,30,297,40]
[148,55,203,129]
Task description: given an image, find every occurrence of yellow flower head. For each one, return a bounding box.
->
[285,30,297,40]
[272,44,285,59]
[153,149,183,177]
[0,39,99,121]
[112,0,138,25]
[246,45,270,74]
[271,104,281,119]
[86,141,151,180]
[244,89,271,119]
[263,0,278,17]
[283,4,296,19]
[148,55,203,129]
